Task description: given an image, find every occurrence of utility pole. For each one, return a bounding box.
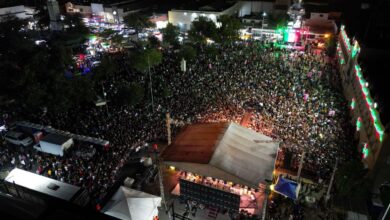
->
[297,151,305,180]
[148,55,155,113]
[166,112,172,145]
[102,82,109,116]
[261,12,267,38]
[155,148,168,217]
[325,159,338,204]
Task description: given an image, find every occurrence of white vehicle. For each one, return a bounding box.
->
[4,131,33,147]
[35,133,73,156]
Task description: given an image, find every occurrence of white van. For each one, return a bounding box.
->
[4,131,33,147]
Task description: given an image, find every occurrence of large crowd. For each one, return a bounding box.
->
[0,41,353,213]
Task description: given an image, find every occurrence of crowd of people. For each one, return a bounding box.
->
[0,40,354,215]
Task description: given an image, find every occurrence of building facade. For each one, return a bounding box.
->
[336,25,390,199]
[65,1,147,23]
[168,2,241,31]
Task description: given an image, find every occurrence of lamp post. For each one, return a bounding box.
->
[101,82,110,116]
[261,12,267,38]
[148,54,155,113]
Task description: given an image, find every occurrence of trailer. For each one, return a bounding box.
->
[36,133,73,156]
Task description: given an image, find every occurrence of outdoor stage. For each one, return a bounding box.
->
[169,171,266,217]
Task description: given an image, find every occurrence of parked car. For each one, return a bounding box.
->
[4,131,33,147]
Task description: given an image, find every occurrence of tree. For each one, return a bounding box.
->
[117,84,145,106]
[99,29,116,39]
[217,15,241,43]
[111,34,124,49]
[325,34,337,57]
[147,35,160,49]
[188,16,217,44]
[93,56,117,82]
[162,23,179,46]
[179,45,197,61]
[131,48,162,72]
[34,5,50,31]
[123,13,154,33]
[0,16,93,113]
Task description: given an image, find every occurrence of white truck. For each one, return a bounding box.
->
[34,133,73,156]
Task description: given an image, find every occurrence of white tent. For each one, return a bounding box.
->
[103,186,161,220]
[209,123,279,186]
[164,122,280,188]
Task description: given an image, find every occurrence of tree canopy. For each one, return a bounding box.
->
[162,23,180,46]
[123,13,154,32]
[188,16,217,44]
[179,45,197,61]
[217,15,241,43]
[0,16,95,113]
[130,48,162,72]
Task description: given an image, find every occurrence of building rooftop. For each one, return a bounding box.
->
[5,168,81,201]
[163,122,279,187]
[161,123,227,164]
[171,0,236,12]
[40,133,71,145]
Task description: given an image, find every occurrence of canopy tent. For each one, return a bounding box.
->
[103,186,161,220]
[274,176,300,200]
[163,122,279,188]
[209,123,279,186]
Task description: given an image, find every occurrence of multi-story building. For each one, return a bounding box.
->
[168,1,241,31]
[336,24,390,208]
[168,0,292,31]
[65,0,152,23]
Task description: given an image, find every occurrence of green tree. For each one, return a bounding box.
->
[162,23,179,46]
[325,34,337,57]
[93,56,117,82]
[99,29,116,39]
[217,15,241,43]
[147,35,160,48]
[0,16,92,113]
[179,45,197,61]
[123,13,154,33]
[131,48,162,72]
[54,13,89,46]
[117,83,145,106]
[111,34,125,49]
[188,16,217,44]
[34,5,50,31]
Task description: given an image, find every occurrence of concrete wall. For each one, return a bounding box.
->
[168,10,220,31]
[238,1,274,17]
[310,12,329,21]
[168,2,241,31]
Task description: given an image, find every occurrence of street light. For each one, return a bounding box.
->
[261,12,267,38]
